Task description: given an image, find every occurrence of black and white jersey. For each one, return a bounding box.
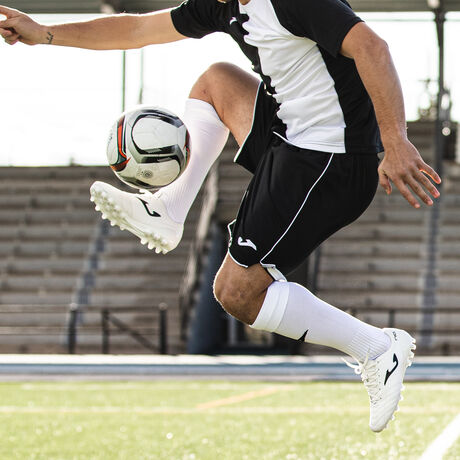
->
[171,0,383,155]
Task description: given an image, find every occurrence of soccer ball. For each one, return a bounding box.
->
[106,106,190,190]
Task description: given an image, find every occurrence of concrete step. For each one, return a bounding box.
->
[1,276,78,291]
[356,209,429,223]
[322,241,460,259]
[0,291,73,305]
[0,241,90,257]
[432,313,460,329]
[318,274,421,292]
[0,224,96,241]
[0,195,92,210]
[320,257,425,274]
[92,274,182,291]
[318,274,460,292]
[319,291,420,309]
[330,223,426,241]
[1,257,84,274]
[0,166,112,180]
[88,291,179,308]
[322,241,423,257]
[102,240,190,257]
[0,209,97,224]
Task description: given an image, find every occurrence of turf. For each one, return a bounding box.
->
[0,381,459,460]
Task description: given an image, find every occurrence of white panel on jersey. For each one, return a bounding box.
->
[240,0,346,153]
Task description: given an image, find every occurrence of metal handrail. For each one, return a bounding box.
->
[66,304,169,354]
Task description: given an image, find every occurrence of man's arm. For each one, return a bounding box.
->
[341,22,441,209]
[0,5,185,49]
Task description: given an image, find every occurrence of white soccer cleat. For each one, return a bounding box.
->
[345,327,416,432]
[90,181,183,254]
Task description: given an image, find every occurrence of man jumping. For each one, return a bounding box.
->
[0,0,440,432]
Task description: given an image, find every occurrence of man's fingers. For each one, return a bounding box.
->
[406,177,433,206]
[5,32,19,43]
[419,162,442,185]
[0,5,18,18]
[0,18,15,29]
[416,170,441,199]
[5,36,18,45]
[378,168,392,195]
[393,179,421,209]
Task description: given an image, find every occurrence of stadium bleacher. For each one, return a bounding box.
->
[0,165,203,354]
[0,121,459,355]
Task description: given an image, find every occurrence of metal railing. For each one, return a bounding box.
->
[0,304,170,354]
[1,304,460,355]
[67,304,168,354]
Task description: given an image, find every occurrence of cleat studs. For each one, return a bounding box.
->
[90,196,95,202]
[110,221,115,227]
[95,205,100,211]
[102,214,107,219]
[155,248,161,254]
[148,242,154,250]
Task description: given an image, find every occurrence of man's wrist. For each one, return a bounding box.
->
[41,26,54,45]
[380,125,409,147]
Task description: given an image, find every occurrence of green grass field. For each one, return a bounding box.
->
[0,381,459,460]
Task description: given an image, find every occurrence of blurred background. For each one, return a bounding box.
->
[0,0,459,359]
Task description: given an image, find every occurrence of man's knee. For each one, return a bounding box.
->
[213,256,273,325]
[214,274,253,324]
[189,62,237,104]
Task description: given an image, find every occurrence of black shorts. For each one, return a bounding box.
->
[228,84,379,279]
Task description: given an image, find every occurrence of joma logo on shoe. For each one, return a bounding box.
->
[384,353,399,385]
[138,198,161,217]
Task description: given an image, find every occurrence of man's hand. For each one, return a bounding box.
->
[378,138,441,209]
[0,5,48,46]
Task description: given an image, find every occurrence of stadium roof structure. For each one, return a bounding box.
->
[4,0,460,14]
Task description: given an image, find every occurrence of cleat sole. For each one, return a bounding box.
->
[90,182,179,253]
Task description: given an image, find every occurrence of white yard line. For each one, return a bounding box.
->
[419,413,460,460]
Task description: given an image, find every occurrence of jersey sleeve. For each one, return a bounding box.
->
[272,0,363,57]
[170,0,228,39]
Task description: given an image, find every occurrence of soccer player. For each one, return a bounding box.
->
[0,0,440,432]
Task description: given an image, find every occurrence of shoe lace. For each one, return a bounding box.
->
[343,355,381,404]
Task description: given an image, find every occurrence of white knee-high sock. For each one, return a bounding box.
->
[157,98,229,224]
[251,281,390,362]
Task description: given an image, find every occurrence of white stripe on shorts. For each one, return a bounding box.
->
[260,152,335,265]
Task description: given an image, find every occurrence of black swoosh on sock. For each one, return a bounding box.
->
[298,329,309,342]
